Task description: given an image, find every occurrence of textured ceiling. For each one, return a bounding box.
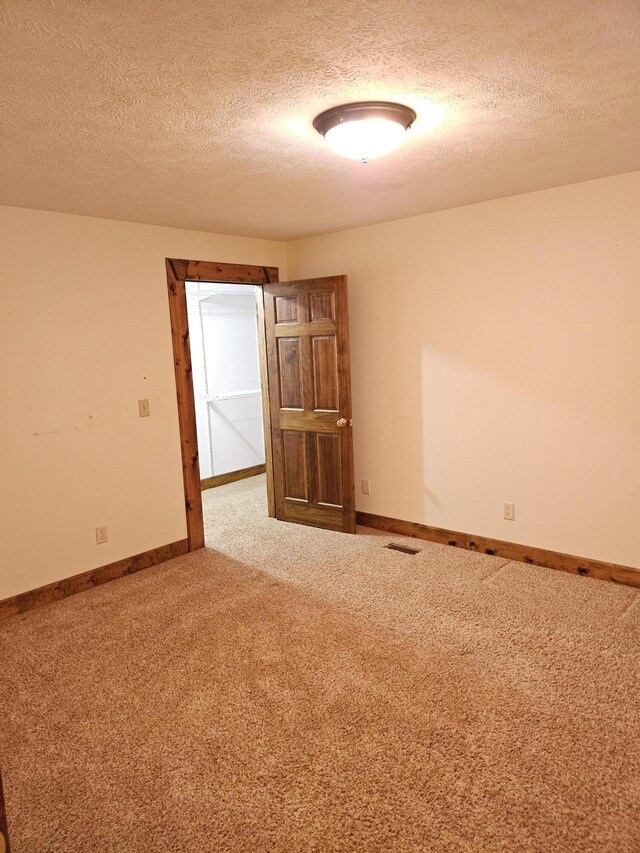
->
[1,0,639,240]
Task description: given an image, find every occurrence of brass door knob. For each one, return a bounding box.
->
[336,417,348,428]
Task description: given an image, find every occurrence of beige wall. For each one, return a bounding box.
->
[287,172,640,567]
[0,207,286,599]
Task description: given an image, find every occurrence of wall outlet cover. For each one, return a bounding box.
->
[95,525,109,544]
[503,502,515,521]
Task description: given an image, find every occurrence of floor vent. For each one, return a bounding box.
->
[385,543,421,555]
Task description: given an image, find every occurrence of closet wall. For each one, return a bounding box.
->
[186,283,265,480]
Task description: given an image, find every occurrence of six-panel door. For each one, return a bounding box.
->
[263,276,356,533]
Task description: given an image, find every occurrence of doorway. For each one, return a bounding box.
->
[185,281,266,492]
[166,258,356,551]
[166,258,278,550]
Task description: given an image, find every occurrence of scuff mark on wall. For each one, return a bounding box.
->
[30,415,94,437]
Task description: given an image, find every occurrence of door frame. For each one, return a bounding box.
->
[166,257,279,551]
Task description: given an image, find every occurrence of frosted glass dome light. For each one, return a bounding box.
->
[313,101,416,162]
[325,118,407,160]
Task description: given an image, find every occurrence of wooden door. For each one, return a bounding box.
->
[263,276,356,533]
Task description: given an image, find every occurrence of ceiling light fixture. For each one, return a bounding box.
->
[313,101,417,162]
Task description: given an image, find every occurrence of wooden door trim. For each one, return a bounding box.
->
[166,258,279,551]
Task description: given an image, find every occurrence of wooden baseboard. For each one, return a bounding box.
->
[0,539,189,622]
[201,464,266,491]
[356,512,640,588]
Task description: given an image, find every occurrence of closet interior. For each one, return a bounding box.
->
[185,282,265,487]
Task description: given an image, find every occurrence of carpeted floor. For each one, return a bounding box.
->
[1,475,639,852]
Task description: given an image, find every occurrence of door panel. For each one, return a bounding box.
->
[283,431,308,501]
[309,290,335,322]
[277,337,304,408]
[275,295,298,323]
[264,276,355,533]
[312,336,339,410]
[316,433,342,507]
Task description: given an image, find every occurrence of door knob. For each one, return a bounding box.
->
[336,417,348,428]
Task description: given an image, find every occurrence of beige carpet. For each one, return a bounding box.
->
[1,475,639,852]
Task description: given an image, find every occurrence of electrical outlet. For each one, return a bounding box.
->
[503,502,515,521]
[138,398,150,417]
[361,479,371,495]
[95,525,109,545]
